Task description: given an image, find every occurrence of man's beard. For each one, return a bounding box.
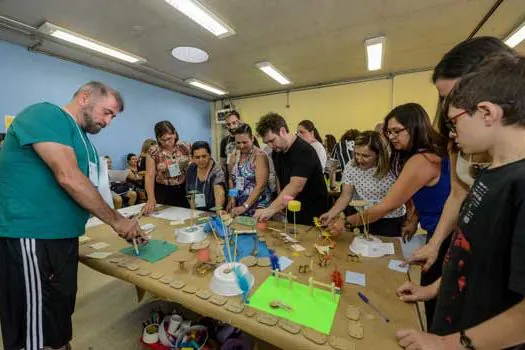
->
[82,105,102,134]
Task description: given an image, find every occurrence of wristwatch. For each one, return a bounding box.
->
[460,330,475,350]
[243,203,250,210]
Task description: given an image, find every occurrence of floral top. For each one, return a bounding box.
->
[148,143,191,186]
[229,147,271,215]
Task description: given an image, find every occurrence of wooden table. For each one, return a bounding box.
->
[80,207,422,349]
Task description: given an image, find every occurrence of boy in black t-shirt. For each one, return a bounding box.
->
[396,54,525,349]
[253,113,328,225]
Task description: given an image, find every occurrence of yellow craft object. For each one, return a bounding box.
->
[288,200,301,212]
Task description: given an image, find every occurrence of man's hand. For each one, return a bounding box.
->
[401,217,419,243]
[396,329,446,350]
[328,216,346,234]
[396,282,437,303]
[231,206,247,217]
[405,243,440,272]
[319,211,336,226]
[253,207,276,222]
[112,217,147,241]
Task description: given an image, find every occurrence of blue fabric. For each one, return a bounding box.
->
[412,157,451,236]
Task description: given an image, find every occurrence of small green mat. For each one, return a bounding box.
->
[120,240,177,263]
[235,216,257,227]
[249,275,340,334]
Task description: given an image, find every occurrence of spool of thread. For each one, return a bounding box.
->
[283,195,294,204]
[287,200,301,212]
[228,189,239,198]
[256,220,268,230]
[142,324,160,344]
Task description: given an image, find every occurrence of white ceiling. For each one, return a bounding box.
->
[0,0,524,100]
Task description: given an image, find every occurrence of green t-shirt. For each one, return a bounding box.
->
[0,102,98,239]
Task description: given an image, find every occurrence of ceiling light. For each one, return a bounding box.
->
[255,62,291,85]
[172,46,209,63]
[505,21,525,48]
[37,22,146,64]
[185,78,227,95]
[164,0,235,38]
[364,36,386,71]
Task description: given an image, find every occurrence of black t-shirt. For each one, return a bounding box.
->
[220,135,236,160]
[272,137,329,225]
[432,159,525,340]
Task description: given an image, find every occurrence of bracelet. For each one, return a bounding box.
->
[460,330,475,350]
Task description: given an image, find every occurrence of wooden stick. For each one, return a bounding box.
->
[308,277,314,296]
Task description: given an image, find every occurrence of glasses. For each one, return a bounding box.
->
[445,110,468,133]
[385,128,406,138]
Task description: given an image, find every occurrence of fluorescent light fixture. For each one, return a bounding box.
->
[185,78,227,95]
[505,21,525,48]
[364,36,386,71]
[37,22,146,64]
[164,0,235,38]
[255,62,291,85]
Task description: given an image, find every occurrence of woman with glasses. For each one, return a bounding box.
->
[143,121,191,213]
[320,131,406,236]
[185,141,226,211]
[227,124,272,216]
[406,37,516,272]
[297,120,327,169]
[330,103,450,327]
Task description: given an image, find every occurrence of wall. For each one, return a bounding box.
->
[213,70,438,141]
[0,41,211,169]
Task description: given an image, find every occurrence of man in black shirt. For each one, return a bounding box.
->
[253,112,328,225]
[396,54,525,349]
[220,111,241,169]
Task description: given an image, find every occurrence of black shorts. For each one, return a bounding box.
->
[0,237,78,350]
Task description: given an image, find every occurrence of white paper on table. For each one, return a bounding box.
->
[86,251,114,259]
[85,204,160,229]
[388,259,409,273]
[345,271,366,287]
[149,207,204,221]
[279,232,298,243]
[290,244,305,252]
[279,256,294,271]
[377,242,395,255]
[90,242,110,250]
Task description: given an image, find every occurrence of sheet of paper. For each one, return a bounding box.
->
[149,207,204,221]
[290,244,305,252]
[90,242,110,250]
[345,271,366,287]
[279,256,294,271]
[279,232,298,243]
[388,259,409,273]
[86,251,114,259]
[370,242,395,256]
[79,236,92,244]
[86,204,160,229]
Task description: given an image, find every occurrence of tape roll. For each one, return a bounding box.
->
[142,324,159,344]
[287,200,301,212]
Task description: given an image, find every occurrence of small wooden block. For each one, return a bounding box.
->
[225,301,245,314]
[258,237,266,243]
[125,263,139,271]
[109,257,125,264]
[169,280,186,289]
[117,261,128,268]
[191,240,210,250]
[182,285,197,294]
[345,305,360,321]
[329,336,356,350]
[347,321,364,340]
[159,276,173,284]
[256,314,278,326]
[257,257,271,267]
[209,295,227,306]
[304,251,313,258]
[278,319,301,334]
[240,256,257,267]
[137,270,151,277]
[302,328,327,345]
[196,289,212,300]
[243,307,256,318]
[150,272,164,280]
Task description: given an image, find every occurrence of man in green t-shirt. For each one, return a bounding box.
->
[0,81,147,350]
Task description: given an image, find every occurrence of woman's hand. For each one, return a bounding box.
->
[143,199,157,214]
[328,216,346,235]
[319,211,336,226]
[227,197,236,212]
[231,206,247,217]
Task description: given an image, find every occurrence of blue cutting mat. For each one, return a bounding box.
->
[223,234,270,261]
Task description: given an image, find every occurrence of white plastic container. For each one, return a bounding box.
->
[209,262,255,296]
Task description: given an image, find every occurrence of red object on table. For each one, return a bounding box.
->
[256,220,268,230]
[331,270,343,289]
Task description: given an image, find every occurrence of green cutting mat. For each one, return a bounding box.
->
[120,240,177,263]
[249,275,340,334]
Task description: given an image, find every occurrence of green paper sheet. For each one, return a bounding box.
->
[249,275,340,334]
[120,239,177,263]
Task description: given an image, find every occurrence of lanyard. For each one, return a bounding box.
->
[63,108,98,170]
[194,160,214,192]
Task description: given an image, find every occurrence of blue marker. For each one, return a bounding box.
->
[358,292,390,323]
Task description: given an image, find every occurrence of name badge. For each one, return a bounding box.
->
[195,193,206,208]
[89,161,99,187]
[168,162,181,177]
[236,176,245,191]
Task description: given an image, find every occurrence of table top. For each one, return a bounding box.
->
[81,207,421,350]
